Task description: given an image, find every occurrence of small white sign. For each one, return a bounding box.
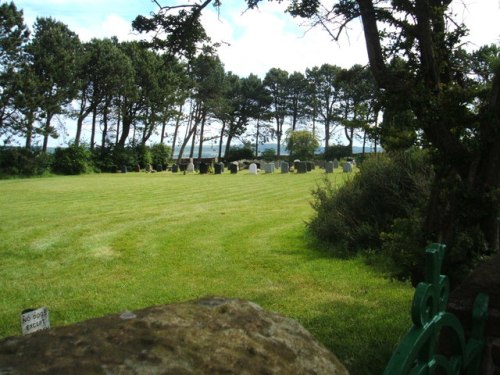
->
[21,307,50,335]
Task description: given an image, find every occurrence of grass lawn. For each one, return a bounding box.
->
[0,168,413,374]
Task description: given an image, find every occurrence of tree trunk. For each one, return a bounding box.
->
[254,119,260,158]
[90,108,97,150]
[219,120,226,160]
[24,110,35,149]
[197,109,207,159]
[170,103,183,159]
[42,114,54,152]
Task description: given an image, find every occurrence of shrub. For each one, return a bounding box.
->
[226,146,254,162]
[260,148,276,162]
[113,146,137,171]
[150,143,172,168]
[134,144,153,168]
[52,144,92,175]
[0,147,52,177]
[323,144,351,161]
[308,149,434,272]
[92,146,117,173]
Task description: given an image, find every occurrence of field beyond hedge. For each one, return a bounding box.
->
[0,169,413,373]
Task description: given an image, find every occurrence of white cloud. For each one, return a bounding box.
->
[203,2,368,78]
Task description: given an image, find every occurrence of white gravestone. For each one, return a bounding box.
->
[249,163,258,175]
[187,158,195,173]
[21,307,50,335]
[343,162,352,173]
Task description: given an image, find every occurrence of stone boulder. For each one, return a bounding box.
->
[0,297,348,374]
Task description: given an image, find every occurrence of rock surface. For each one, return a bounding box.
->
[0,297,348,374]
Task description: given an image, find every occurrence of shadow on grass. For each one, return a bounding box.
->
[301,299,406,374]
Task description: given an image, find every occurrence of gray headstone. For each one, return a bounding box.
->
[297,161,308,174]
[325,162,334,173]
[265,163,275,174]
[343,162,352,173]
[333,159,339,169]
[281,161,289,174]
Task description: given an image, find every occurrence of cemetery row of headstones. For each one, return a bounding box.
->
[121,157,355,174]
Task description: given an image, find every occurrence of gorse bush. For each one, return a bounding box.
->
[308,149,434,280]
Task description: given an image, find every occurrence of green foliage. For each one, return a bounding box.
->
[260,148,276,162]
[113,146,137,171]
[309,150,434,273]
[0,147,52,177]
[226,145,254,162]
[286,130,319,161]
[52,144,92,175]
[91,146,117,173]
[150,143,171,167]
[134,144,152,168]
[323,144,351,161]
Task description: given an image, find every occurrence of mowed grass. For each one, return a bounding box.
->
[0,169,412,374]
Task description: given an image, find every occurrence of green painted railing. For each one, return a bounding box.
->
[384,243,489,375]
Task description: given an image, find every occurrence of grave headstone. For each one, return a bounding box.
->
[249,163,258,175]
[325,161,334,173]
[297,161,308,174]
[306,162,312,172]
[156,164,163,172]
[214,163,222,175]
[343,162,352,173]
[135,164,141,172]
[229,162,238,174]
[333,159,339,169]
[265,163,275,174]
[21,307,50,335]
[281,161,289,174]
[187,158,195,173]
[172,164,179,173]
[121,165,127,174]
[219,162,225,173]
[318,160,326,169]
[199,162,209,174]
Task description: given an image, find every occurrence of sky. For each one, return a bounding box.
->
[10,0,500,79]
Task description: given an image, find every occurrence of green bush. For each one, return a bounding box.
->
[92,146,117,173]
[150,143,172,168]
[0,147,52,177]
[323,144,351,161]
[260,148,276,162]
[308,149,434,279]
[113,146,137,171]
[226,146,254,162]
[134,144,153,169]
[52,144,92,175]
